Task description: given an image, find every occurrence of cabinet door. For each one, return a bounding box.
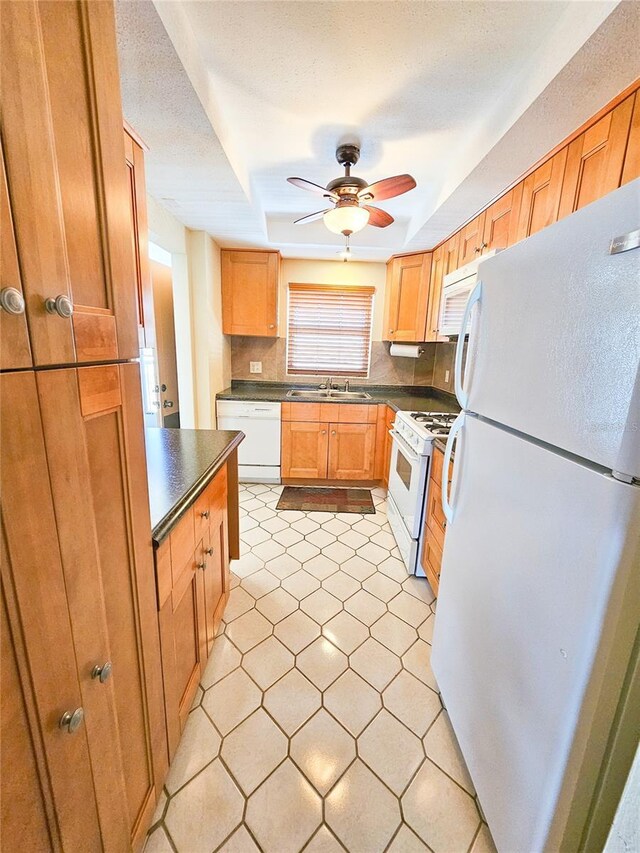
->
[481,184,523,252]
[621,92,640,185]
[0,144,31,370]
[125,128,155,349]
[442,232,461,277]
[559,95,634,217]
[425,244,445,342]
[516,148,568,241]
[384,254,430,341]
[0,371,102,852]
[36,363,167,850]
[282,421,329,479]
[458,212,486,267]
[221,250,279,336]
[1,1,138,366]
[328,422,377,480]
[203,509,229,654]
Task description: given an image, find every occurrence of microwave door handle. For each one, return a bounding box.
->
[389,429,421,463]
[442,412,464,524]
[454,280,482,409]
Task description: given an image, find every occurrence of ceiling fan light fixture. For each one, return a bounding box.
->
[323,204,370,235]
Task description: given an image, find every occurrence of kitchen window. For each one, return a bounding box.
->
[286,283,375,377]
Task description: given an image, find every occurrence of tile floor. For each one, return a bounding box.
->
[145,485,496,853]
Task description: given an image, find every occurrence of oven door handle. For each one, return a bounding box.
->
[389,429,421,463]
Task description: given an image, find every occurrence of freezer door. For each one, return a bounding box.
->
[456,180,640,474]
[432,415,640,853]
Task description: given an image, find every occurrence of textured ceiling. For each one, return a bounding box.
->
[116,1,639,261]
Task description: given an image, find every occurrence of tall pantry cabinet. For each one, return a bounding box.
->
[1,2,166,851]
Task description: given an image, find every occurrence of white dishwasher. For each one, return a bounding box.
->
[216,400,281,483]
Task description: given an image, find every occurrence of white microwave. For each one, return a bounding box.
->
[439,249,499,337]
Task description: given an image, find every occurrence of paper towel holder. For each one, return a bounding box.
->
[389,343,426,358]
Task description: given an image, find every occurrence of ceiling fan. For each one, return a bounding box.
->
[287,144,416,236]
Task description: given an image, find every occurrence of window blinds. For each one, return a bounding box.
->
[287,283,375,377]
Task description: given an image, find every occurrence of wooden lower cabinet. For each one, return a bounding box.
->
[282,421,329,479]
[1,365,166,851]
[327,422,377,480]
[420,445,453,595]
[156,466,230,759]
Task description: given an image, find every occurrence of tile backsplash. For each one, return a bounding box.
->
[230,337,453,388]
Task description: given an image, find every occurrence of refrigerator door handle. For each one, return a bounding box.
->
[454,281,482,409]
[442,412,465,524]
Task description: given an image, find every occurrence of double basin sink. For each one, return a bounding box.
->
[286,389,372,400]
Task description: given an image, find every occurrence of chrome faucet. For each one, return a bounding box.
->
[345,379,350,392]
[319,376,334,390]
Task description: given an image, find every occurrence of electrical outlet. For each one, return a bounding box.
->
[250,361,262,374]
[444,369,450,384]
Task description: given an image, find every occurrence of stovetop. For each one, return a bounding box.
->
[393,409,459,454]
[408,411,459,435]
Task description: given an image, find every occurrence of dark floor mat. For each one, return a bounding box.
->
[276,486,375,514]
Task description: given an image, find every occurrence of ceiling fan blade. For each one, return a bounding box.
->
[287,177,338,201]
[293,209,331,225]
[358,174,416,201]
[363,205,394,228]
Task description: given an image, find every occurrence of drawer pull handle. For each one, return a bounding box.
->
[59,707,84,734]
[44,294,73,318]
[197,561,206,571]
[205,547,214,556]
[201,510,210,519]
[91,661,112,683]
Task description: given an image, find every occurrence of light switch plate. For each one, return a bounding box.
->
[250,361,262,374]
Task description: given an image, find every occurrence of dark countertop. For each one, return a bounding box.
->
[145,427,244,545]
[216,381,460,414]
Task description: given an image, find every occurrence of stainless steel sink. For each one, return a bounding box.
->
[286,389,372,400]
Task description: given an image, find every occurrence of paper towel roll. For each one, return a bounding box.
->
[389,343,422,358]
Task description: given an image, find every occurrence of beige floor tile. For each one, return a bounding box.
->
[470,823,498,853]
[165,707,221,794]
[263,668,322,736]
[278,509,306,523]
[164,759,243,853]
[344,589,386,626]
[282,569,321,600]
[291,709,356,794]
[297,637,348,690]
[240,515,259,533]
[252,539,286,562]
[386,824,429,852]
[287,540,321,563]
[307,510,334,523]
[256,587,298,623]
[423,710,475,795]
[351,519,379,537]
[217,825,261,852]
[359,542,389,565]
[220,708,288,794]
[274,610,321,653]
[260,515,289,534]
[303,825,344,853]
[150,789,167,825]
[202,668,261,736]
[403,759,480,853]
[324,669,382,736]
[265,553,302,580]
[358,709,424,795]
[321,541,355,565]
[246,759,322,853]
[223,587,255,623]
[337,529,368,550]
[241,526,270,547]
[322,611,369,655]
[321,571,361,602]
[144,825,173,853]
[370,530,397,551]
[291,517,320,535]
[378,556,408,582]
[242,635,294,689]
[363,573,402,603]
[383,670,441,737]
[388,591,431,627]
[231,552,264,578]
[402,640,439,691]
[403,575,436,605]
[300,588,342,623]
[226,608,273,653]
[341,555,377,581]
[350,638,401,691]
[325,759,401,852]
[323,518,350,536]
[306,529,337,549]
[370,612,417,656]
[304,555,340,582]
[241,568,280,599]
[251,506,276,522]
[418,612,435,644]
[273,527,304,547]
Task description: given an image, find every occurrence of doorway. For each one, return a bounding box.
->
[151,258,180,428]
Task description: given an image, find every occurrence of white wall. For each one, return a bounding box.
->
[279,258,387,341]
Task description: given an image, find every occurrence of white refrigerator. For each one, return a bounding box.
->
[432,180,640,853]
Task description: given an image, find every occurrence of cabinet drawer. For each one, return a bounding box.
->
[423,525,443,583]
[156,539,172,609]
[429,448,453,490]
[170,507,195,587]
[282,402,325,422]
[338,404,377,424]
[193,490,210,542]
[426,484,447,549]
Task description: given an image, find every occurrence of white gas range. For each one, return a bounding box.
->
[386,410,458,576]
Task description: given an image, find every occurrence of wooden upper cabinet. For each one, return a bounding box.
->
[559,95,634,218]
[1,1,138,367]
[481,184,523,252]
[621,92,640,185]
[221,250,280,336]
[384,253,431,342]
[125,127,155,349]
[458,212,486,267]
[0,144,31,370]
[516,148,568,241]
[425,245,445,342]
[442,231,461,277]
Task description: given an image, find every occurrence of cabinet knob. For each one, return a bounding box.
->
[91,661,113,683]
[205,547,214,556]
[0,287,25,315]
[389,329,394,334]
[201,510,210,519]
[269,324,275,329]
[59,707,84,734]
[197,561,206,571]
[480,242,488,250]
[331,430,336,435]
[321,430,327,435]
[163,400,174,408]
[44,294,73,318]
